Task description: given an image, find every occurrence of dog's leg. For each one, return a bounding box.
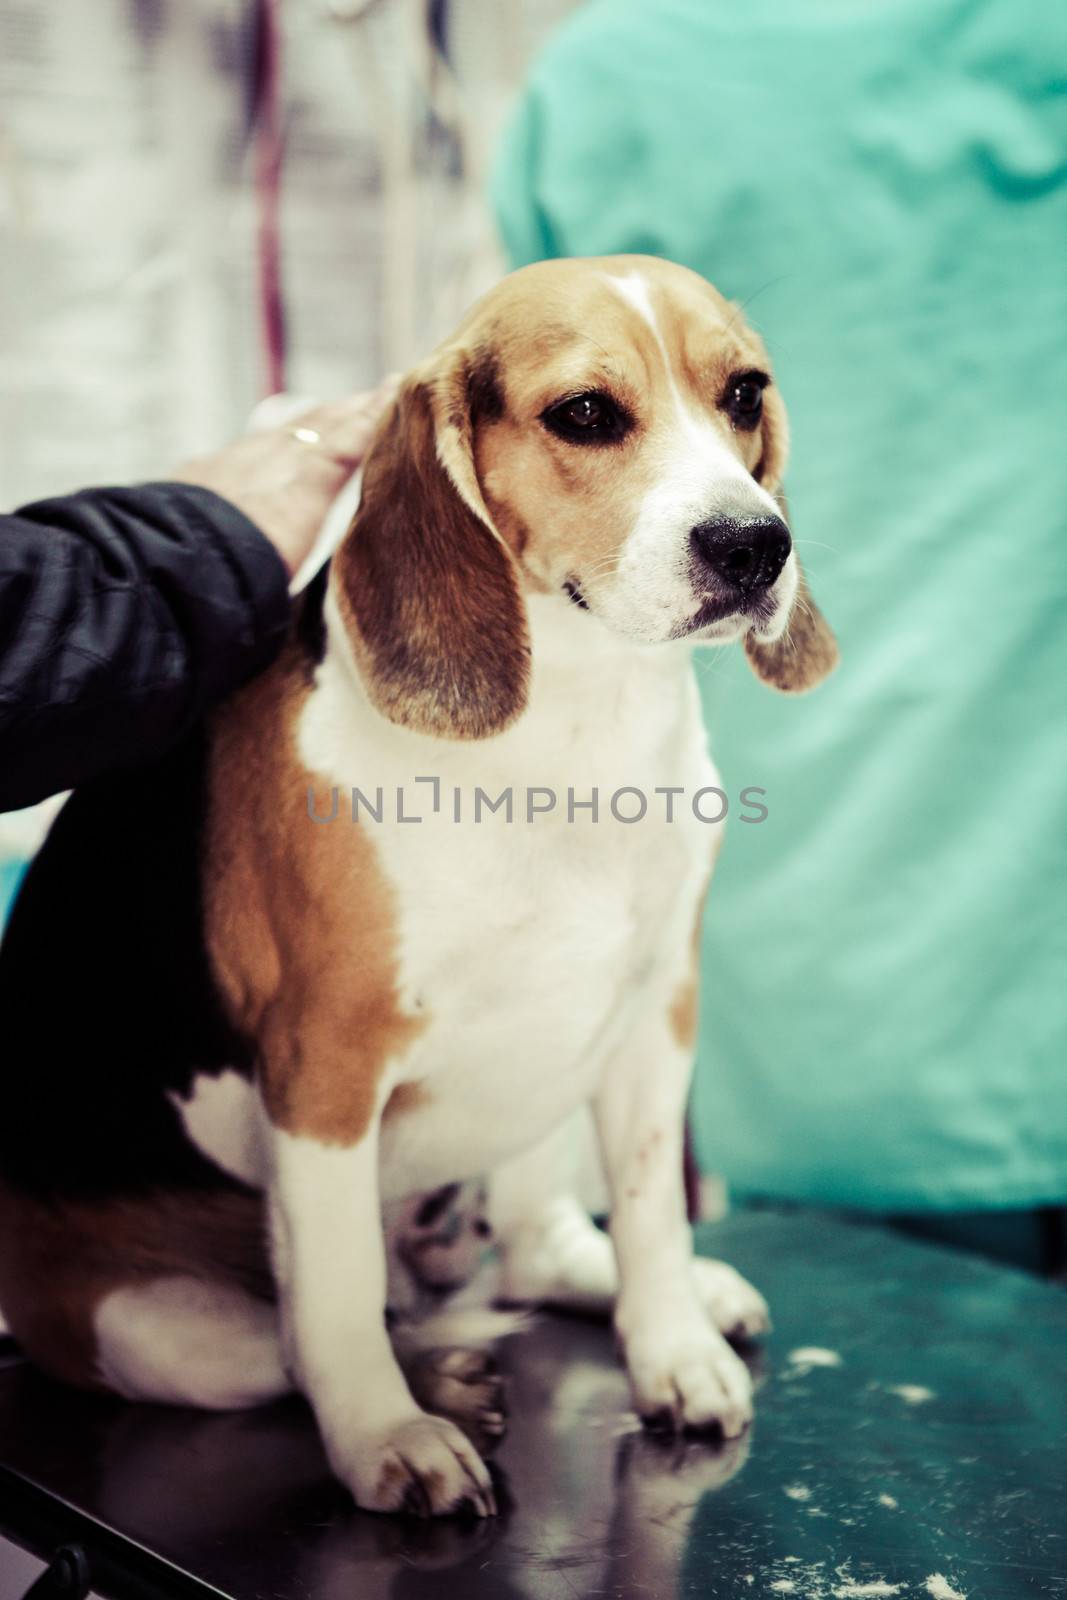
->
[267,1108,497,1516]
[393,1340,508,1458]
[490,1113,619,1313]
[95,1277,290,1408]
[593,960,755,1438]
[490,1114,769,1341]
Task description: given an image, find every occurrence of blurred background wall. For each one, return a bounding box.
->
[0,0,581,509]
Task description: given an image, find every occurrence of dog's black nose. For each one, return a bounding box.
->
[691,514,791,595]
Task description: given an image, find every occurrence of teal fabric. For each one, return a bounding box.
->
[0,861,26,935]
[493,0,1067,1211]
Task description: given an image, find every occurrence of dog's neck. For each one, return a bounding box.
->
[317,576,692,741]
[523,589,689,680]
[287,577,705,834]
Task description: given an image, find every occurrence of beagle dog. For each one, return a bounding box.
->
[0,256,836,1518]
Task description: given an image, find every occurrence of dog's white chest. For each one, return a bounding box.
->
[295,597,719,1195]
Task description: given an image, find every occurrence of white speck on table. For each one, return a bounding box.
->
[788,1347,843,1369]
[888,1384,935,1405]
[831,1583,902,1597]
[924,1577,966,1600]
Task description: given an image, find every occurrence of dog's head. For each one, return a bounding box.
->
[333,255,837,739]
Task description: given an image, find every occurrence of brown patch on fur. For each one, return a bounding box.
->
[744,564,839,693]
[465,348,505,425]
[489,499,533,562]
[376,1457,412,1505]
[0,1178,270,1391]
[333,371,530,742]
[204,647,427,1145]
[668,976,698,1050]
[386,1081,428,1118]
[377,1455,453,1514]
[751,381,789,491]
[668,841,723,1051]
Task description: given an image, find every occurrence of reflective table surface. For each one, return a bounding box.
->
[1,1211,1064,1599]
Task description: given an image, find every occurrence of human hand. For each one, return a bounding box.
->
[174,384,397,577]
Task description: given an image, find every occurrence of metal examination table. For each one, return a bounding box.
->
[1,1211,1064,1599]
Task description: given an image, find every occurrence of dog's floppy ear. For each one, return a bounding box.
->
[333,349,530,740]
[743,492,839,693]
[744,563,839,692]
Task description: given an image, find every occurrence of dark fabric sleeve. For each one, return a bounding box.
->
[0,483,291,811]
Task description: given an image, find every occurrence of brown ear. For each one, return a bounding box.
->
[743,490,838,693]
[333,355,530,740]
[744,562,839,693]
[743,390,836,691]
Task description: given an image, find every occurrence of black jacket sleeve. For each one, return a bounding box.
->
[0,483,291,811]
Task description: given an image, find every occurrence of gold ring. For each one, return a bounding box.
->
[289,426,322,445]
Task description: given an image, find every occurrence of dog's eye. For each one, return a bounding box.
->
[542,391,631,445]
[724,371,769,430]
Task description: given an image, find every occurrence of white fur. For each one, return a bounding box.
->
[168,1069,268,1188]
[268,1123,495,1515]
[595,269,797,644]
[95,1276,289,1409]
[299,591,717,1197]
[492,1128,768,1341]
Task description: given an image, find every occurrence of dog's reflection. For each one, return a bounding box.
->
[83,1342,754,1600]
[601,1427,753,1599]
[298,1420,752,1600]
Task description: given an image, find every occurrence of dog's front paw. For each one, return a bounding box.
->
[333,1413,497,1518]
[406,1347,508,1456]
[619,1311,753,1440]
[691,1257,771,1343]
